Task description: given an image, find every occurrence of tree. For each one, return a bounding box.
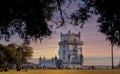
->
[71,0,120,69]
[16,45,33,71]
[0,44,16,71]
[0,44,7,71]
[15,52,23,71]
[0,43,33,71]
[4,44,17,71]
[0,0,72,42]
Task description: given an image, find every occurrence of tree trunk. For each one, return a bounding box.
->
[16,64,21,71]
[111,43,114,69]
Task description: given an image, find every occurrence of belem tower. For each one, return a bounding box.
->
[39,31,83,69]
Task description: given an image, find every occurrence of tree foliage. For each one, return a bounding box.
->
[0,0,74,42]
[0,43,33,71]
[2,0,120,45]
[71,0,120,69]
[0,0,53,41]
[71,0,120,46]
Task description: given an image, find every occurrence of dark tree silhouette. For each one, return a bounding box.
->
[0,0,72,41]
[71,0,120,69]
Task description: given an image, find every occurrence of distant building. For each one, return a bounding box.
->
[58,31,83,69]
[39,31,83,69]
[39,56,57,69]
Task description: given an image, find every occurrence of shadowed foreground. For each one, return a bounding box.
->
[0,69,120,74]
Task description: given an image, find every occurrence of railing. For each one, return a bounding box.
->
[59,41,83,45]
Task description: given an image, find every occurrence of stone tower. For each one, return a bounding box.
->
[58,31,83,68]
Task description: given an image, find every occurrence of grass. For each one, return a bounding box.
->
[0,69,120,74]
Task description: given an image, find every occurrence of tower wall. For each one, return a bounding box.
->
[58,31,83,68]
[59,33,70,64]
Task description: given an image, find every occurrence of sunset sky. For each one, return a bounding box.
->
[30,18,120,65]
[0,16,120,66]
[0,0,120,66]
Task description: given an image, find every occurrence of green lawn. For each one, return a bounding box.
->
[0,69,120,74]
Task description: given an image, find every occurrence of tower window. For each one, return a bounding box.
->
[63,45,65,48]
[63,50,65,54]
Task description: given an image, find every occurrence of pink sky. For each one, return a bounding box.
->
[0,19,120,65]
[0,1,120,65]
[29,18,120,65]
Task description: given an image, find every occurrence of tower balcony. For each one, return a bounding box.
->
[59,41,68,45]
[69,41,83,45]
[59,41,83,45]
[70,51,77,56]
